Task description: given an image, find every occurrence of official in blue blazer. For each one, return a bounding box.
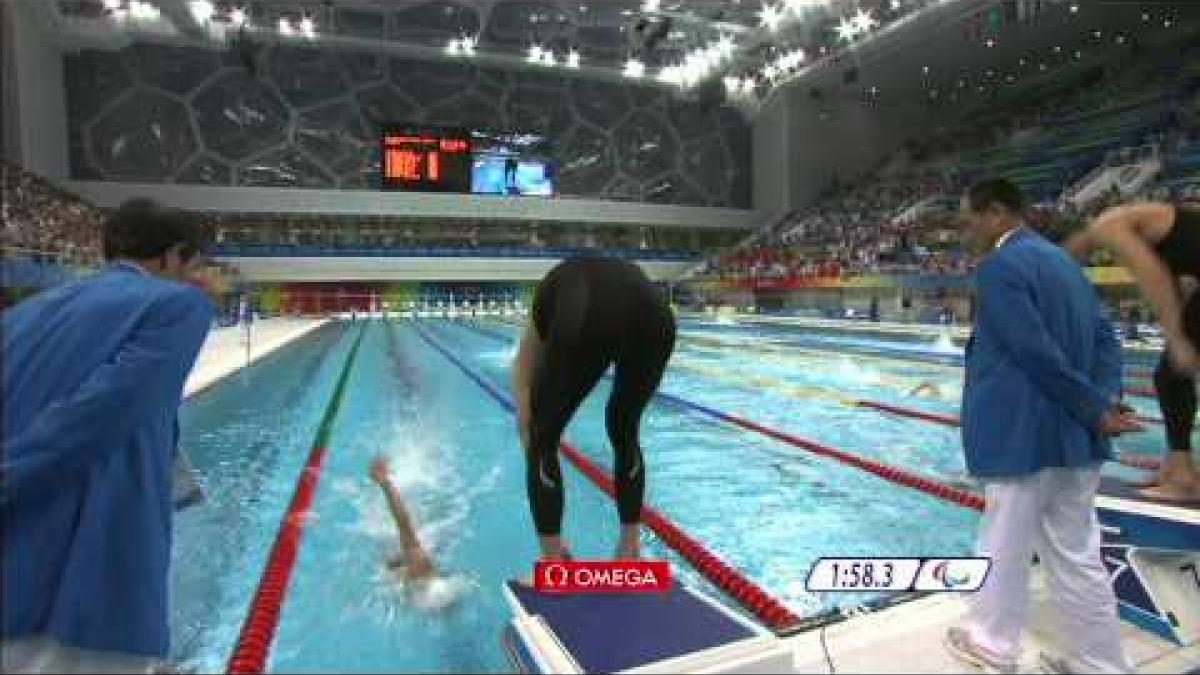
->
[944,180,1141,674]
[2,199,214,663]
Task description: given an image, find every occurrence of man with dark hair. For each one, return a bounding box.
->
[2,198,215,666]
[945,179,1140,673]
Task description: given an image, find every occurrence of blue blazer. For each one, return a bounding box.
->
[2,263,214,656]
[962,228,1122,479]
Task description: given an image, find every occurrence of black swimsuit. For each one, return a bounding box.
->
[1152,205,1199,452]
[526,257,676,536]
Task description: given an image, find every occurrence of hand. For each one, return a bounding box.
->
[1099,408,1144,437]
[369,456,392,485]
[1167,339,1200,376]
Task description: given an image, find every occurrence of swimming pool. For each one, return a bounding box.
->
[170,318,1181,672]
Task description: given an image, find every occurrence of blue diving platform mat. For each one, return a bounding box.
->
[504,581,764,673]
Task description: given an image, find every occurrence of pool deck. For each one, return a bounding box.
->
[184,318,329,398]
[786,572,1199,673]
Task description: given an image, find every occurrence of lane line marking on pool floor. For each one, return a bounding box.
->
[227,324,368,675]
[409,320,804,631]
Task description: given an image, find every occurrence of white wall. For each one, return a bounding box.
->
[751,93,791,222]
[219,256,693,282]
[5,2,68,178]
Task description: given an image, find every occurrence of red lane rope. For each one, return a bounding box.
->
[227,447,328,674]
[555,440,803,630]
[855,401,960,427]
[691,405,986,512]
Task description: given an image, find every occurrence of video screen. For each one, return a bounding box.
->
[379,126,472,193]
[469,130,555,197]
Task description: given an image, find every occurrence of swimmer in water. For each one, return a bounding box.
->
[369,457,471,610]
[369,456,437,581]
[908,381,943,399]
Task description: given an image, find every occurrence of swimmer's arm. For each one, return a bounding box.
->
[512,324,542,450]
[1088,204,1188,348]
[376,478,428,561]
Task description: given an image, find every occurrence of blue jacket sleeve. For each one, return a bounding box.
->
[1090,301,1123,403]
[975,256,1113,430]
[1,286,213,501]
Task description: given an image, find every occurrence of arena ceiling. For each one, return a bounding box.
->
[41,1,1200,114]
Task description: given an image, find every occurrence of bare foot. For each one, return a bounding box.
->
[615,525,641,560]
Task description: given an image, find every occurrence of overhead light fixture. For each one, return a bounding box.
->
[278,17,293,35]
[642,0,660,12]
[188,0,214,24]
[566,49,581,68]
[445,38,462,55]
[230,7,247,27]
[623,58,645,78]
[299,15,316,39]
[527,44,544,63]
[851,8,877,34]
[834,16,858,42]
[103,0,122,11]
[759,4,784,32]
[1069,3,1079,13]
[540,50,556,66]
[460,35,477,56]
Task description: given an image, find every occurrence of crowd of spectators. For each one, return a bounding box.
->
[704,28,1200,288]
[210,215,735,254]
[1,162,104,266]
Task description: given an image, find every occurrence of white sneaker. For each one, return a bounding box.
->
[944,627,1019,674]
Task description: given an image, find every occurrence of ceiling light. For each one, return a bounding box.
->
[642,0,660,12]
[540,50,556,66]
[299,15,316,38]
[835,17,858,42]
[188,1,213,24]
[623,58,645,78]
[565,49,581,68]
[230,7,246,27]
[445,39,462,55]
[759,4,784,32]
[851,9,877,34]
[103,0,122,10]
[278,17,293,35]
[527,44,544,63]
[1069,3,1079,13]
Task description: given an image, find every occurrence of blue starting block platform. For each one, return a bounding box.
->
[1096,477,1200,646]
[502,581,793,674]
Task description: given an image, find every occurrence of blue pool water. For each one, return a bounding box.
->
[170,318,1182,672]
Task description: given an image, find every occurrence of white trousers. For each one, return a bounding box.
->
[967,467,1132,674]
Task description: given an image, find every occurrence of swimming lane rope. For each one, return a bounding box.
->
[454,320,987,512]
[226,326,367,675]
[410,321,804,631]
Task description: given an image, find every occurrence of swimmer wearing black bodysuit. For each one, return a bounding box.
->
[1152,206,1200,460]
[1067,203,1200,500]
[513,256,676,560]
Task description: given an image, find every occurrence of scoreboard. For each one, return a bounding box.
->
[380,126,472,193]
